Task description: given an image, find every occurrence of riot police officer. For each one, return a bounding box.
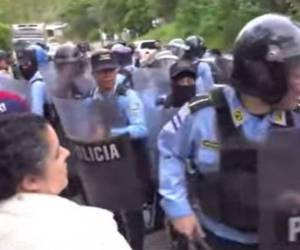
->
[16,47,47,116]
[167,38,190,59]
[111,43,135,88]
[90,50,148,250]
[158,14,300,250]
[52,43,90,99]
[90,51,147,139]
[184,35,215,93]
[157,60,197,109]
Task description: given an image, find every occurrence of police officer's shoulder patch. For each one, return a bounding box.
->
[188,94,212,113]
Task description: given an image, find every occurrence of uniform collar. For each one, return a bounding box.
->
[269,110,288,126]
[223,86,288,127]
[93,75,122,99]
[29,71,43,83]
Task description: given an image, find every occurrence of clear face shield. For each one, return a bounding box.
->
[167,45,186,58]
[55,61,85,84]
[274,57,300,110]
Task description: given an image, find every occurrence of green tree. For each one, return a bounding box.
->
[0,23,10,50]
[60,0,98,39]
[148,0,179,21]
[124,0,154,35]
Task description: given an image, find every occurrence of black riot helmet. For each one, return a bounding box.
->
[53,43,87,76]
[16,48,38,80]
[231,14,300,105]
[54,43,86,65]
[185,35,206,59]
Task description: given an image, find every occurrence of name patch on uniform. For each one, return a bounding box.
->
[201,140,220,150]
[73,142,122,163]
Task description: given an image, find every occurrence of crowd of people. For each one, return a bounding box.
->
[0,13,300,250]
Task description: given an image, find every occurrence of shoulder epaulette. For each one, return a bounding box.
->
[30,78,43,85]
[188,94,212,113]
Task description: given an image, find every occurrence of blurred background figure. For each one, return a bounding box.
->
[0,50,13,79]
[16,47,48,116]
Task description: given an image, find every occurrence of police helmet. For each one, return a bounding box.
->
[231,14,300,104]
[185,35,206,58]
[54,43,86,64]
[54,43,87,77]
[168,38,190,50]
[167,38,189,58]
[16,48,37,67]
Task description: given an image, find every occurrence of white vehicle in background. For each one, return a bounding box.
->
[11,23,46,49]
[46,23,67,43]
[11,22,68,58]
[134,39,158,65]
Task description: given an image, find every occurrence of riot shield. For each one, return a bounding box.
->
[133,68,171,147]
[132,68,172,165]
[0,76,30,102]
[259,128,300,250]
[39,61,56,85]
[46,60,95,99]
[53,96,145,211]
[200,55,233,85]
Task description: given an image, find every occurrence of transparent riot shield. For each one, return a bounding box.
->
[46,61,95,99]
[200,54,233,85]
[53,96,145,211]
[132,68,171,157]
[0,76,30,103]
[259,128,300,250]
[39,61,56,86]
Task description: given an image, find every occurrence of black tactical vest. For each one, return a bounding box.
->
[190,87,294,231]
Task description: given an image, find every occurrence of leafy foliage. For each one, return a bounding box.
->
[0,23,10,50]
[0,0,299,49]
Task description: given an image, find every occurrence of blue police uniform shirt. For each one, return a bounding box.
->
[28,44,49,66]
[195,61,215,94]
[30,71,47,116]
[158,85,298,244]
[92,74,147,139]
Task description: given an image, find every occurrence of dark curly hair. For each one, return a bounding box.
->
[0,113,49,200]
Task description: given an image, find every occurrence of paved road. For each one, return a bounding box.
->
[145,230,169,250]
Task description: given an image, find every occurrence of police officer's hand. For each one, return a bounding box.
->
[171,214,206,240]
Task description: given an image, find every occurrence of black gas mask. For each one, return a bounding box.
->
[19,61,38,80]
[171,73,196,107]
[17,49,38,81]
